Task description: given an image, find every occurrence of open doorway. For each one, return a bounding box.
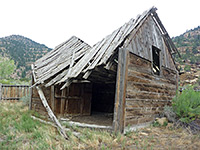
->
[70,82,116,126]
[90,83,115,126]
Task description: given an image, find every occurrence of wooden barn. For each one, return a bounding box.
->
[30,7,179,132]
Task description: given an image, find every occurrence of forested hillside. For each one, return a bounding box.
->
[172,26,200,86]
[0,26,199,84]
[0,35,51,78]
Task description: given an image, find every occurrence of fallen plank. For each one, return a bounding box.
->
[31,64,68,140]
[35,85,68,139]
[61,119,112,130]
[31,116,81,138]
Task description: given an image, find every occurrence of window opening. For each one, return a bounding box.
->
[152,46,160,75]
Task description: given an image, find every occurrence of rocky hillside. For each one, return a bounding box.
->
[172,26,200,86]
[0,35,51,79]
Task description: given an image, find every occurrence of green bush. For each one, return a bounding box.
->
[172,87,200,123]
[20,95,30,106]
[184,65,191,72]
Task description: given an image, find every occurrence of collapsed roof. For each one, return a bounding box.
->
[32,6,179,89]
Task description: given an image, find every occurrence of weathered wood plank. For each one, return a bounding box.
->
[50,86,55,112]
[61,88,66,115]
[31,64,68,139]
[113,48,129,133]
[36,85,68,139]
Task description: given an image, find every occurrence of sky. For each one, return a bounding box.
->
[0,0,199,49]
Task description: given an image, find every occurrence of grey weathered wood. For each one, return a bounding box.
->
[50,86,55,112]
[29,76,33,110]
[36,41,85,78]
[35,45,90,86]
[37,44,90,83]
[113,48,129,133]
[45,69,69,87]
[66,38,108,78]
[31,64,68,139]
[83,29,119,72]
[35,36,79,68]
[36,85,68,139]
[61,88,66,115]
[60,78,73,90]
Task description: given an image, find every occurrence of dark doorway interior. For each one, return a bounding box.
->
[91,83,116,113]
[70,82,116,126]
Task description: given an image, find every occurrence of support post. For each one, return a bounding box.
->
[50,86,55,112]
[29,75,33,110]
[113,48,129,133]
[61,88,66,115]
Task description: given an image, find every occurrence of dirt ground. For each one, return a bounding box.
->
[116,126,200,150]
[70,112,113,126]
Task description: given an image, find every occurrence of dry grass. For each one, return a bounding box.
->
[0,101,200,150]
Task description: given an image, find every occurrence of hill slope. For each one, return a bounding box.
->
[0,35,51,78]
[172,26,200,86]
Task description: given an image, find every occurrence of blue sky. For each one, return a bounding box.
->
[0,0,199,48]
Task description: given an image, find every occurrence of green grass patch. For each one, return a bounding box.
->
[0,101,199,149]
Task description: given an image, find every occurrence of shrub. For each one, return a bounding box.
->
[184,65,191,72]
[20,95,30,106]
[172,87,200,123]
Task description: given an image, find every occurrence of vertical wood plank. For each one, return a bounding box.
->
[17,86,20,99]
[29,76,33,110]
[61,88,66,115]
[113,48,129,133]
[10,86,13,99]
[80,84,84,115]
[23,87,26,97]
[65,87,69,114]
[13,87,16,99]
[7,87,10,99]
[50,86,55,112]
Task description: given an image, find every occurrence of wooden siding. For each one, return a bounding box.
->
[125,15,176,71]
[124,53,177,127]
[31,83,92,117]
[31,85,50,116]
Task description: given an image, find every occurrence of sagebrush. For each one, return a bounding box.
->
[172,87,200,123]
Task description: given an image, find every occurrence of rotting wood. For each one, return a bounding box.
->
[31,64,68,140]
[31,116,81,138]
[61,88,66,115]
[61,120,112,130]
[36,42,89,84]
[36,85,68,139]
[113,48,129,133]
[50,86,55,112]
[35,36,77,65]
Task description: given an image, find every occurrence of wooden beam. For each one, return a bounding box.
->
[50,85,55,112]
[61,88,66,115]
[29,75,33,110]
[36,85,68,139]
[113,48,129,133]
[31,64,68,140]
